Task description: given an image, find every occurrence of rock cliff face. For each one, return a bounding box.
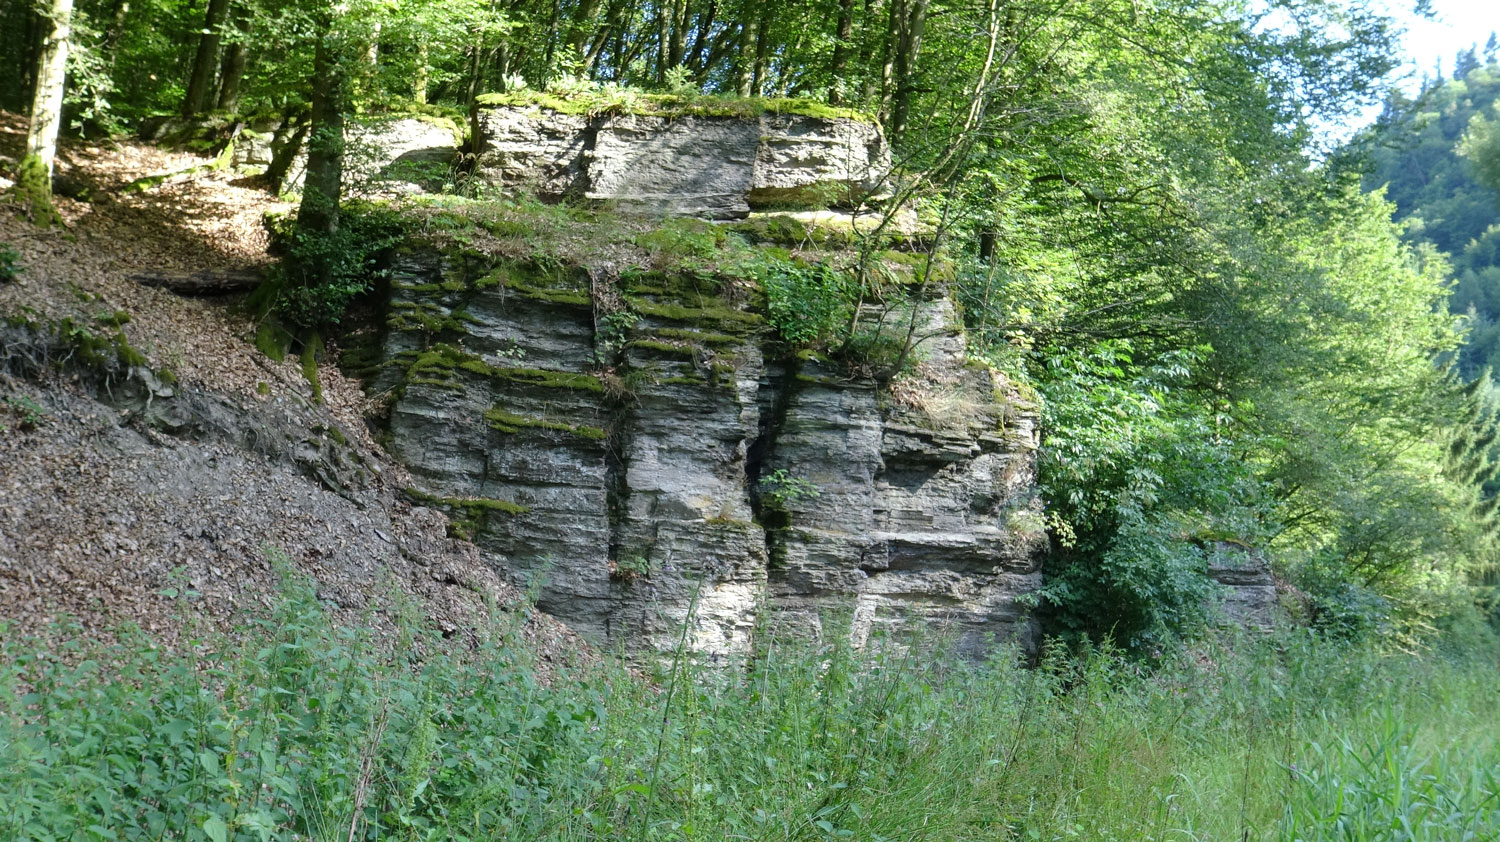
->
[375,249,1046,656]
[474,104,890,218]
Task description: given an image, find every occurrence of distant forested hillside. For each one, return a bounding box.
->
[1359,38,1500,374]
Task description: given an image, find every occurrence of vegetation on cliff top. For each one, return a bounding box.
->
[475,87,874,123]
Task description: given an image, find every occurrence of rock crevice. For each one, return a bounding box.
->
[379,251,1047,656]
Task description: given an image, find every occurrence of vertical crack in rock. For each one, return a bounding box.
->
[381,237,1045,659]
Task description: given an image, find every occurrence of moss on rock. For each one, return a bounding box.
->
[484,406,608,440]
[475,89,875,123]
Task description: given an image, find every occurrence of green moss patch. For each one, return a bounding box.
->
[12,155,62,227]
[490,365,604,392]
[629,339,699,359]
[404,486,530,540]
[484,407,608,440]
[627,297,764,332]
[654,327,742,346]
[475,89,874,123]
[300,332,325,404]
[398,343,604,394]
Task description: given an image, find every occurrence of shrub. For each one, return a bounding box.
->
[262,201,406,329]
[763,261,855,345]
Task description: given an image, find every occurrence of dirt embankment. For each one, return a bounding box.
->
[0,112,583,672]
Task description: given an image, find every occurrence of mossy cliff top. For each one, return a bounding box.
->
[474,89,875,123]
[392,197,948,294]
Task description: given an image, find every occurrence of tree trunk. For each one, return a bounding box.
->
[879,0,900,120]
[667,0,689,70]
[685,0,716,75]
[25,0,71,174]
[265,116,309,194]
[734,18,756,96]
[752,3,771,94]
[567,0,604,63]
[216,4,251,112]
[888,0,927,142]
[829,0,856,104]
[183,0,231,116]
[298,28,346,242]
[414,39,429,104]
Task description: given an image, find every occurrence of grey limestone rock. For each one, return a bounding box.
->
[379,250,1044,658]
[235,115,459,195]
[1206,543,1279,629]
[473,105,890,217]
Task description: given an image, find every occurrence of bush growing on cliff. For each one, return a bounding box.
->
[257,201,406,330]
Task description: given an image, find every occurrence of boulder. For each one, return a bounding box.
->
[232,115,460,195]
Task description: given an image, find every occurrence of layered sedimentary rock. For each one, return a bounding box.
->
[1206,543,1279,629]
[378,248,1045,656]
[473,103,890,217]
[228,115,460,194]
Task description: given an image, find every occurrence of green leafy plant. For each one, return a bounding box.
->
[763,262,855,345]
[260,200,406,329]
[609,554,657,583]
[2,394,47,431]
[758,468,822,511]
[0,244,21,282]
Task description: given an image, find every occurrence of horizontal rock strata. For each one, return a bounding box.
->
[474,105,890,217]
[379,250,1045,656]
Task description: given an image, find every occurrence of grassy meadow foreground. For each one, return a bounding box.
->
[2,568,1498,842]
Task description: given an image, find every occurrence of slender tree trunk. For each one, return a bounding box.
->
[265,117,308,194]
[829,0,856,104]
[183,0,231,115]
[667,0,689,70]
[365,21,381,71]
[216,4,251,112]
[656,0,670,81]
[25,0,71,176]
[860,0,882,102]
[414,39,430,104]
[686,0,717,74]
[752,3,771,94]
[879,0,901,120]
[298,26,346,243]
[888,0,927,141]
[17,0,72,224]
[567,0,604,63]
[734,18,756,95]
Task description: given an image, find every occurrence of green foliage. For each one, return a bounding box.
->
[1356,57,1500,375]
[3,577,1500,841]
[1461,103,1500,195]
[266,201,405,329]
[0,245,21,282]
[474,86,874,123]
[763,262,855,345]
[1,394,48,432]
[757,468,822,511]
[1034,343,1266,650]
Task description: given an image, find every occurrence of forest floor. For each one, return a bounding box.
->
[0,111,583,670]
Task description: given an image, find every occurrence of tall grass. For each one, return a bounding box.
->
[2,567,1498,841]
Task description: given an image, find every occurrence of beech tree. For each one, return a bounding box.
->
[13,0,74,225]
